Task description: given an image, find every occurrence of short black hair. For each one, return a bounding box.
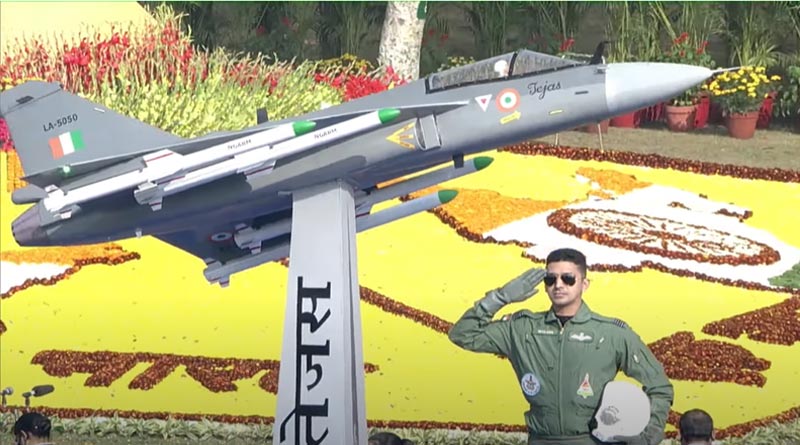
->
[369,432,405,445]
[679,409,713,441]
[546,248,587,277]
[13,412,51,438]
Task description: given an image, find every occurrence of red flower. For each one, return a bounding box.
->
[256,25,267,36]
[674,32,689,44]
[559,38,575,53]
[0,118,13,152]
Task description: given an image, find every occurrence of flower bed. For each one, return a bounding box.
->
[2,136,800,441]
[702,297,800,346]
[0,6,404,151]
[648,331,771,387]
[31,349,379,393]
[0,244,140,299]
[500,143,800,183]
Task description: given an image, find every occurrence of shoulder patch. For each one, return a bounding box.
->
[504,309,544,321]
[592,314,629,329]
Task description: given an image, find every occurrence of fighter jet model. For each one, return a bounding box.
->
[4,47,714,283]
[1,45,716,444]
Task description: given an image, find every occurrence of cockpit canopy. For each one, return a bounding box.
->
[426,49,586,92]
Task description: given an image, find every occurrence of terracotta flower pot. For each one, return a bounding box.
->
[726,111,759,139]
[665,105,696,132]
[610,110,640,128]
[694,94,710,129]
[583,119,609,134]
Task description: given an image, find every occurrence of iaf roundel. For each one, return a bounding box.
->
[520,372,541,397]
[496,88,520,112]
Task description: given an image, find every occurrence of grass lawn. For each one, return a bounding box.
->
[533,122,800,171]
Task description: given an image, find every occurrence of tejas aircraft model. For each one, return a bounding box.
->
[1,45,715,444]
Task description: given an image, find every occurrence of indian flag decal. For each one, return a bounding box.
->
[48,130,85,159]
[495,88,520,112]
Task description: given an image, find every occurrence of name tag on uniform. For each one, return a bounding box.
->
[568,332,594,343]
[535,329,557,335]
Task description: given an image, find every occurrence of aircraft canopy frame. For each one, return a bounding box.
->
[425,50,586,93]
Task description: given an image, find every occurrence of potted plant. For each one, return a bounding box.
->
[658,32,716,131]
[706,66,781,139]
[694,90,712,129]
[664,89,698,132]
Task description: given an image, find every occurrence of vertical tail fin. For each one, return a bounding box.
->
[0,81,182,188]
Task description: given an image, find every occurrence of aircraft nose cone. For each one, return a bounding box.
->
[11,207,49,246]
[605,63,713,116]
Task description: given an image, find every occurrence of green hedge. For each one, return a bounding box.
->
[83,57,343,138]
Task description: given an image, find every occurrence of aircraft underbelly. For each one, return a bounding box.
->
[36,124,418,244]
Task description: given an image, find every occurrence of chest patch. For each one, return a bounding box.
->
[535,328,557,335]
[577,373,594,399]
[520,373,541,397]
[568,331,594,342]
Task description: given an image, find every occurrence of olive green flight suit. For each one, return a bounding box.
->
[448,300,674,445]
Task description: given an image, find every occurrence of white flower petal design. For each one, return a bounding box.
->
[485,185,800,287]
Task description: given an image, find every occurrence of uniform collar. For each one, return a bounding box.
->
[545,301,592,324]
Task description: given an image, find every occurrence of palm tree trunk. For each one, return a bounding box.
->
[377,1,426,80]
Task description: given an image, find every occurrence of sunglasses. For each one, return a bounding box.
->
[544,273,577,287]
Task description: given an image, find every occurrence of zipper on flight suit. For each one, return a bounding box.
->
[557,319,565,434]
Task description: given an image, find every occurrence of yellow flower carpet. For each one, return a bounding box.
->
[1,142,798,440]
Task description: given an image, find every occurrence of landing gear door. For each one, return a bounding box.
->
[416,114,442,151]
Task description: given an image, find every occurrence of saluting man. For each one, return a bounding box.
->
[448,248,673,445]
